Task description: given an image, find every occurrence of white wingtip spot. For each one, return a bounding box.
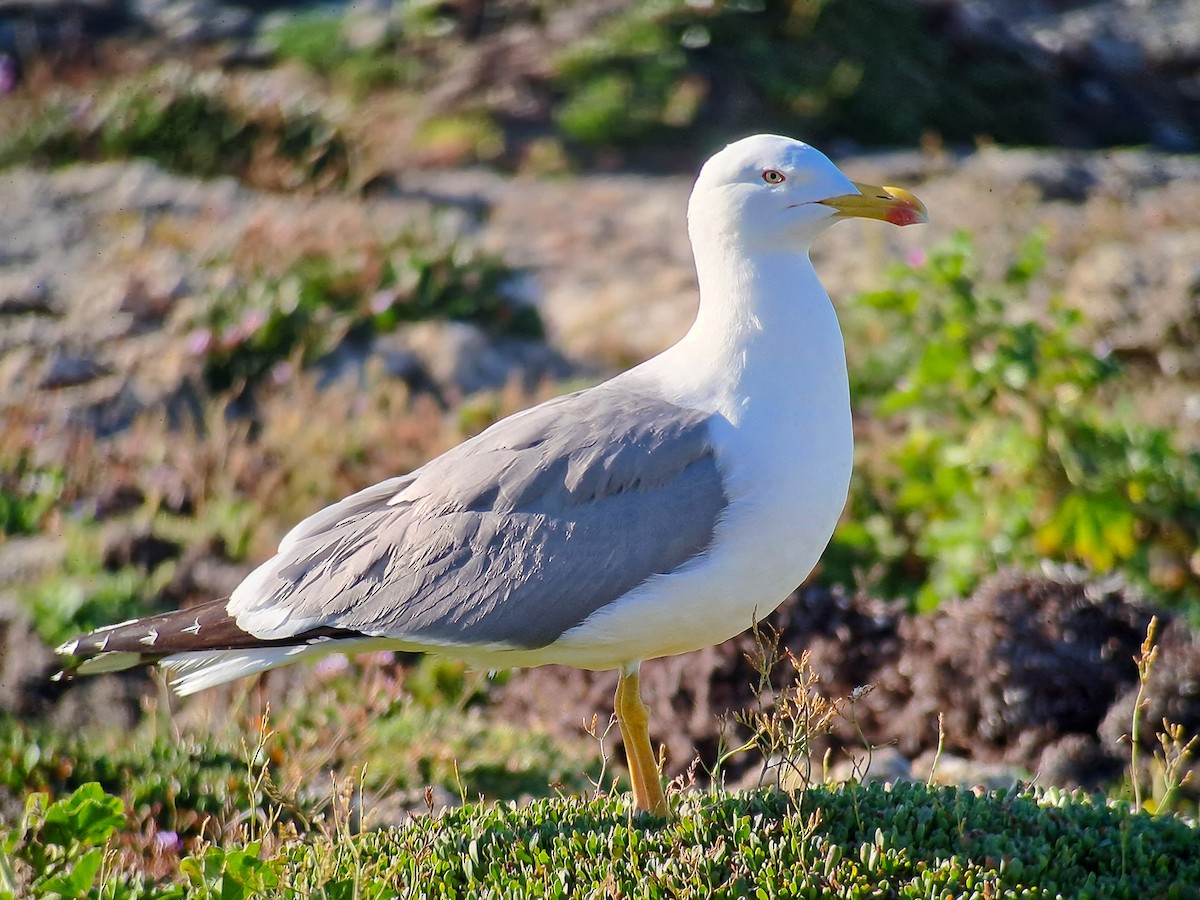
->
[140,629,159,646]
[56,639,80,656]
[93,618,139,634]
[182,619,202,635]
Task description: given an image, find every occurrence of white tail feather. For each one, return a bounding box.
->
[161,645,324,696]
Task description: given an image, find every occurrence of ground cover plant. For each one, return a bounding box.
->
[263,0,1061,156]
[4,777,1198,898]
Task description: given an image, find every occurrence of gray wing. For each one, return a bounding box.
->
[227,381,728,649]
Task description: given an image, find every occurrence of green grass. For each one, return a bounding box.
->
[0,658,594,819]
[5,779,1198,898]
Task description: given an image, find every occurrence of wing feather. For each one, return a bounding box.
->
[228,381,728,649]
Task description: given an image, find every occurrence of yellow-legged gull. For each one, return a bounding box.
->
[56,134,927,816]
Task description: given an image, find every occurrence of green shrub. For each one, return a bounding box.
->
[830,231,1200,611]
[0,68,350,189]
[552,0,1055,149]
[197,231,540,394]
[270,10,419,95]
[0,454,63,537]
[29,567,162,649]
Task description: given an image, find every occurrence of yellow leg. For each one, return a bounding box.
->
[614,663,669,816]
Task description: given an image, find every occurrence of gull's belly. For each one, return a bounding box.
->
[546,403,854,670]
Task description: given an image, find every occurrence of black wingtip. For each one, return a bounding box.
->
[51,598,364,685]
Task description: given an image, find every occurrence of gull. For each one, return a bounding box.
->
[56,134,926,816]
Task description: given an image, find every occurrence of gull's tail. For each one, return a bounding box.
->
[53,599,361,695]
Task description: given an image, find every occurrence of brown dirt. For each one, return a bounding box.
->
[492,567,1200,791]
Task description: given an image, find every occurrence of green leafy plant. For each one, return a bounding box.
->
[831,230,1200,611]
[0,783,126,899]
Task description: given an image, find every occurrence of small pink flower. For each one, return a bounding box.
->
[270,361,294,385]
[185,328,213,356]
[315,654,351,679]
[239,310,267,335]
[905,249,927,268]
[153,831,181,853]
[370,290,397,315]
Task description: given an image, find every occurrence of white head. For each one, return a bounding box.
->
[688,134,927,253]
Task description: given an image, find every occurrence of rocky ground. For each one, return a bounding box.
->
[3,144,1200,451]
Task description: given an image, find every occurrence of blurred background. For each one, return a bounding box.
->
[1,0,1199,867]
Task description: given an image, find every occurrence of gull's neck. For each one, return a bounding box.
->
[645,237,850,429]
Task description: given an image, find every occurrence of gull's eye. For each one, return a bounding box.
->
[761,169,786,185]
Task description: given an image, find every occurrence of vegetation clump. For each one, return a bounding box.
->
[0,67,350,190]
[0,452,63,538]
[552,0,1056,150]
[195,230,540,395]
[832,231,1200,611]
[269,8,428,96]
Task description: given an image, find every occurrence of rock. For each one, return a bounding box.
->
[1098,618,1200,766]
[491,569,1188,791]
[824,746,914,787]
[0,535,66,592]
[160,537,253,607]
[384,320,572,401]
[1035,734,1122,789]
[0,590,57,716]
[910,752,1024,792]
[1065,232,1200,375]
[950,0,1200,150]
[91,483,146,519]
[860,568,1151,762]
[38,350,111,389]
[101,528,182,573]
[129,0,255,44]
[0,276,59,316]
[0,588,145,731]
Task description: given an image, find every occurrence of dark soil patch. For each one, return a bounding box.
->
[494,568,1200,791]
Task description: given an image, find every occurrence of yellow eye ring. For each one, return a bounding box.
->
[762,169,786,184]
